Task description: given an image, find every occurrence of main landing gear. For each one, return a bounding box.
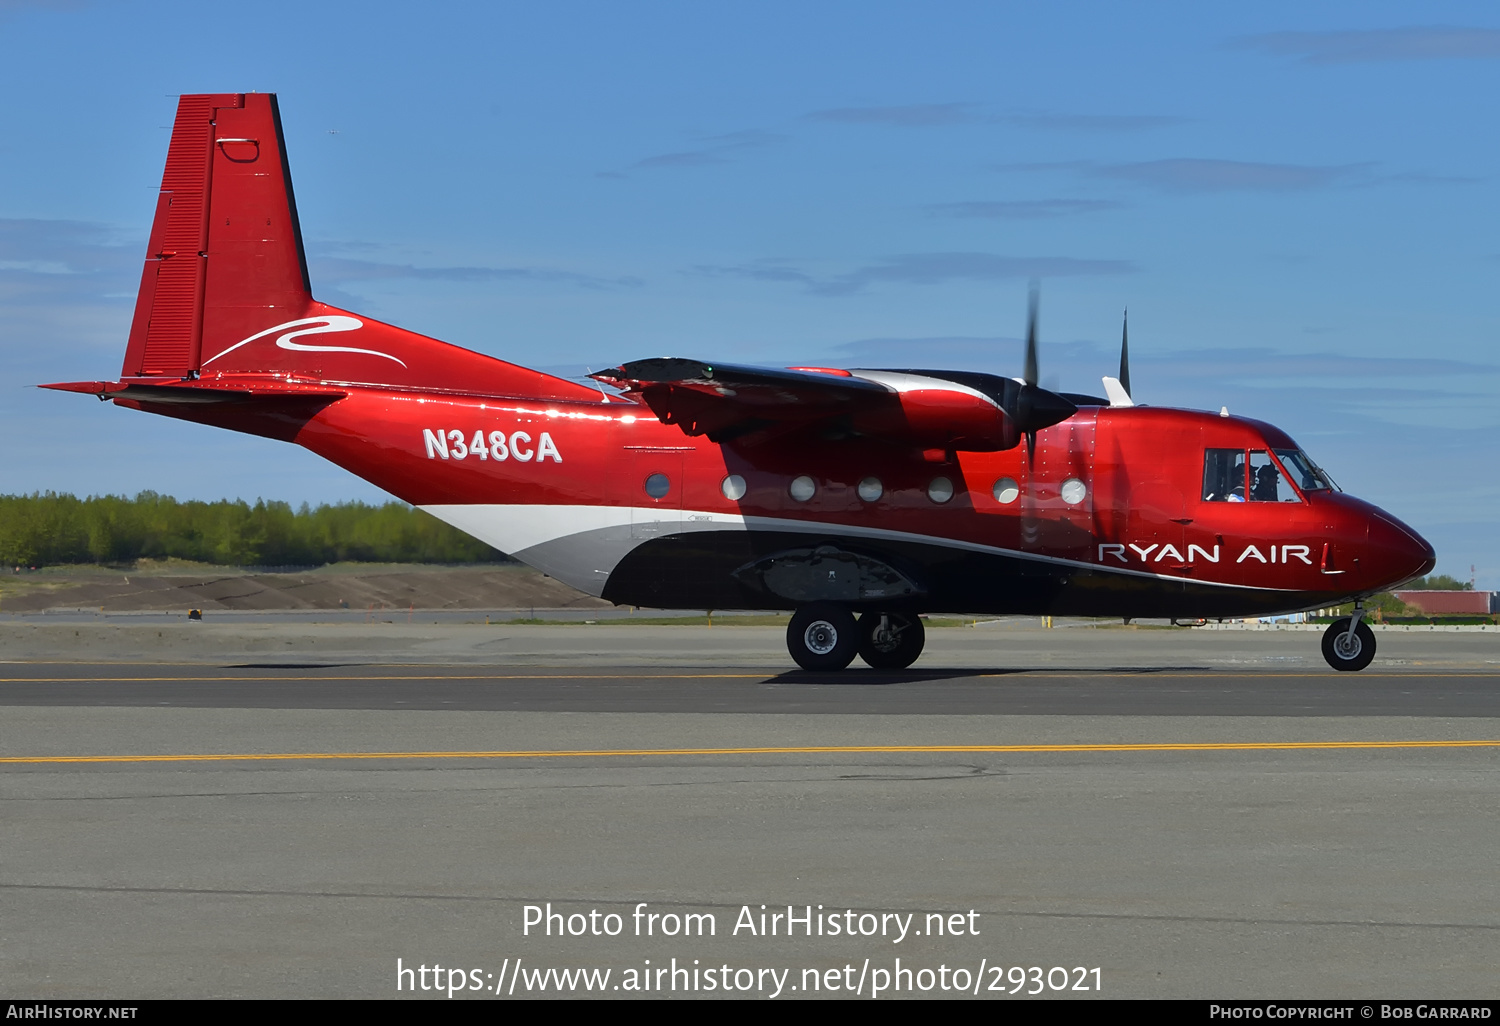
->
[1321,602,1376,672]
[785,604,926,671]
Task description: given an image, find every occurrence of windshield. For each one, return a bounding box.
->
[1203,448,1313,503]
[1249,451,1299,502]
[1274,449,1334,492]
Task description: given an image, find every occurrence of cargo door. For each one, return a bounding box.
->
[1120,415,1197,581]
[1126,479,1189,575]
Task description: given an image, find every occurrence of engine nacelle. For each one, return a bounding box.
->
[851,379,1020,452]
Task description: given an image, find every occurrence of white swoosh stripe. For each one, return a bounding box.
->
[202,316,407,368]
[419,503,1286,593]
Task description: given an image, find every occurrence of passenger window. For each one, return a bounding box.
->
[1202,449,1246,502]
[1248,450,1299,502]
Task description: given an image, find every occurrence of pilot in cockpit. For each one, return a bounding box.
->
[1202,449,1247,502]
[1226,455,1246,501]
[1252,464,1281,502]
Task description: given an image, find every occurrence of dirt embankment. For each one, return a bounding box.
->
[0,563,609,613]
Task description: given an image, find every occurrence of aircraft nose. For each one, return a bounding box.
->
[1410,534,1437,580]
[1372,511,1436,585]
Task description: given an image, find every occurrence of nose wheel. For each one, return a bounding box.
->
[857,611,926,669]
[1321,616,1376,671]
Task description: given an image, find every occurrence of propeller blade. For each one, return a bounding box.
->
[1119,308,1131,398]
[1009,283,1076,446]
[1023,283,1039,387]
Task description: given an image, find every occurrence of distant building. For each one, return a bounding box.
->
[1393,590,1497,615]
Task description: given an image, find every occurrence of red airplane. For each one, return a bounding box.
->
[44,94,1435,673]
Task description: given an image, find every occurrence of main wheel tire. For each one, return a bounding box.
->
[787,604,859,671]
[1321,618,1376,672]
[857,612,926,670]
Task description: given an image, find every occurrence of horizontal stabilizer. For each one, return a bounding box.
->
[40,379,348,405]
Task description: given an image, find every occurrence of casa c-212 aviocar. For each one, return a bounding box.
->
[45,94,1436,672]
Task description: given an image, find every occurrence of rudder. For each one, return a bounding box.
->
[122,93,312,378]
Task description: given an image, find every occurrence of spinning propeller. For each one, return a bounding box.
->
[1011,284,1078,464]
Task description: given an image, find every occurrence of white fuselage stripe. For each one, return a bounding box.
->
[419,503,1285,592]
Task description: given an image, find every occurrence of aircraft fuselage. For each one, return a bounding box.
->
[139,383,1431,620]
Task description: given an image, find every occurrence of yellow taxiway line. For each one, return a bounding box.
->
[3,740,1499,766]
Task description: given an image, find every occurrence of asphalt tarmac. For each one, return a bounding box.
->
[2,630,1498,999]
[4,662,1500,717]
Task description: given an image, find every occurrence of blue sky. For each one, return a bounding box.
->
[2,1,1497,583]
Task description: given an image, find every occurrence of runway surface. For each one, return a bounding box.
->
[3,663,1500,717]
[2,634,1498,998]
[5,618,1499,667]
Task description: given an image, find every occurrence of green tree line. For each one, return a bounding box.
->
[0,492,504,567]
[1405,575,1473,591]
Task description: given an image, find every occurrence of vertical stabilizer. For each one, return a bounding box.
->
[121,93,312,378]
[98,92,600,402]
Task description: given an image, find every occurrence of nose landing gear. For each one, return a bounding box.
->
[786,605,927,671]
[1321,603,1376,671]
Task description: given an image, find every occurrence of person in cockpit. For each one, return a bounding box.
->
[1252,463,1280,502]
[1202,449,1247,502]
[1226,461,1246,500]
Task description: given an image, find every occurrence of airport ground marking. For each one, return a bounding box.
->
[4,739,1500,766]
[0,674,769,682]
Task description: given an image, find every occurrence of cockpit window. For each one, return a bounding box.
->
[1202,448,1246,502]
[1274,449,1334,492]
[1248,450,1299,502]
[1204,448,1306,503]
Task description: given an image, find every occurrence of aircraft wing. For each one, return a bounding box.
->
[591,358,887,439]
[591,358,1026,450]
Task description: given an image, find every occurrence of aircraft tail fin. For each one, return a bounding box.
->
[113,93,597,402]
[121,93,308,378]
